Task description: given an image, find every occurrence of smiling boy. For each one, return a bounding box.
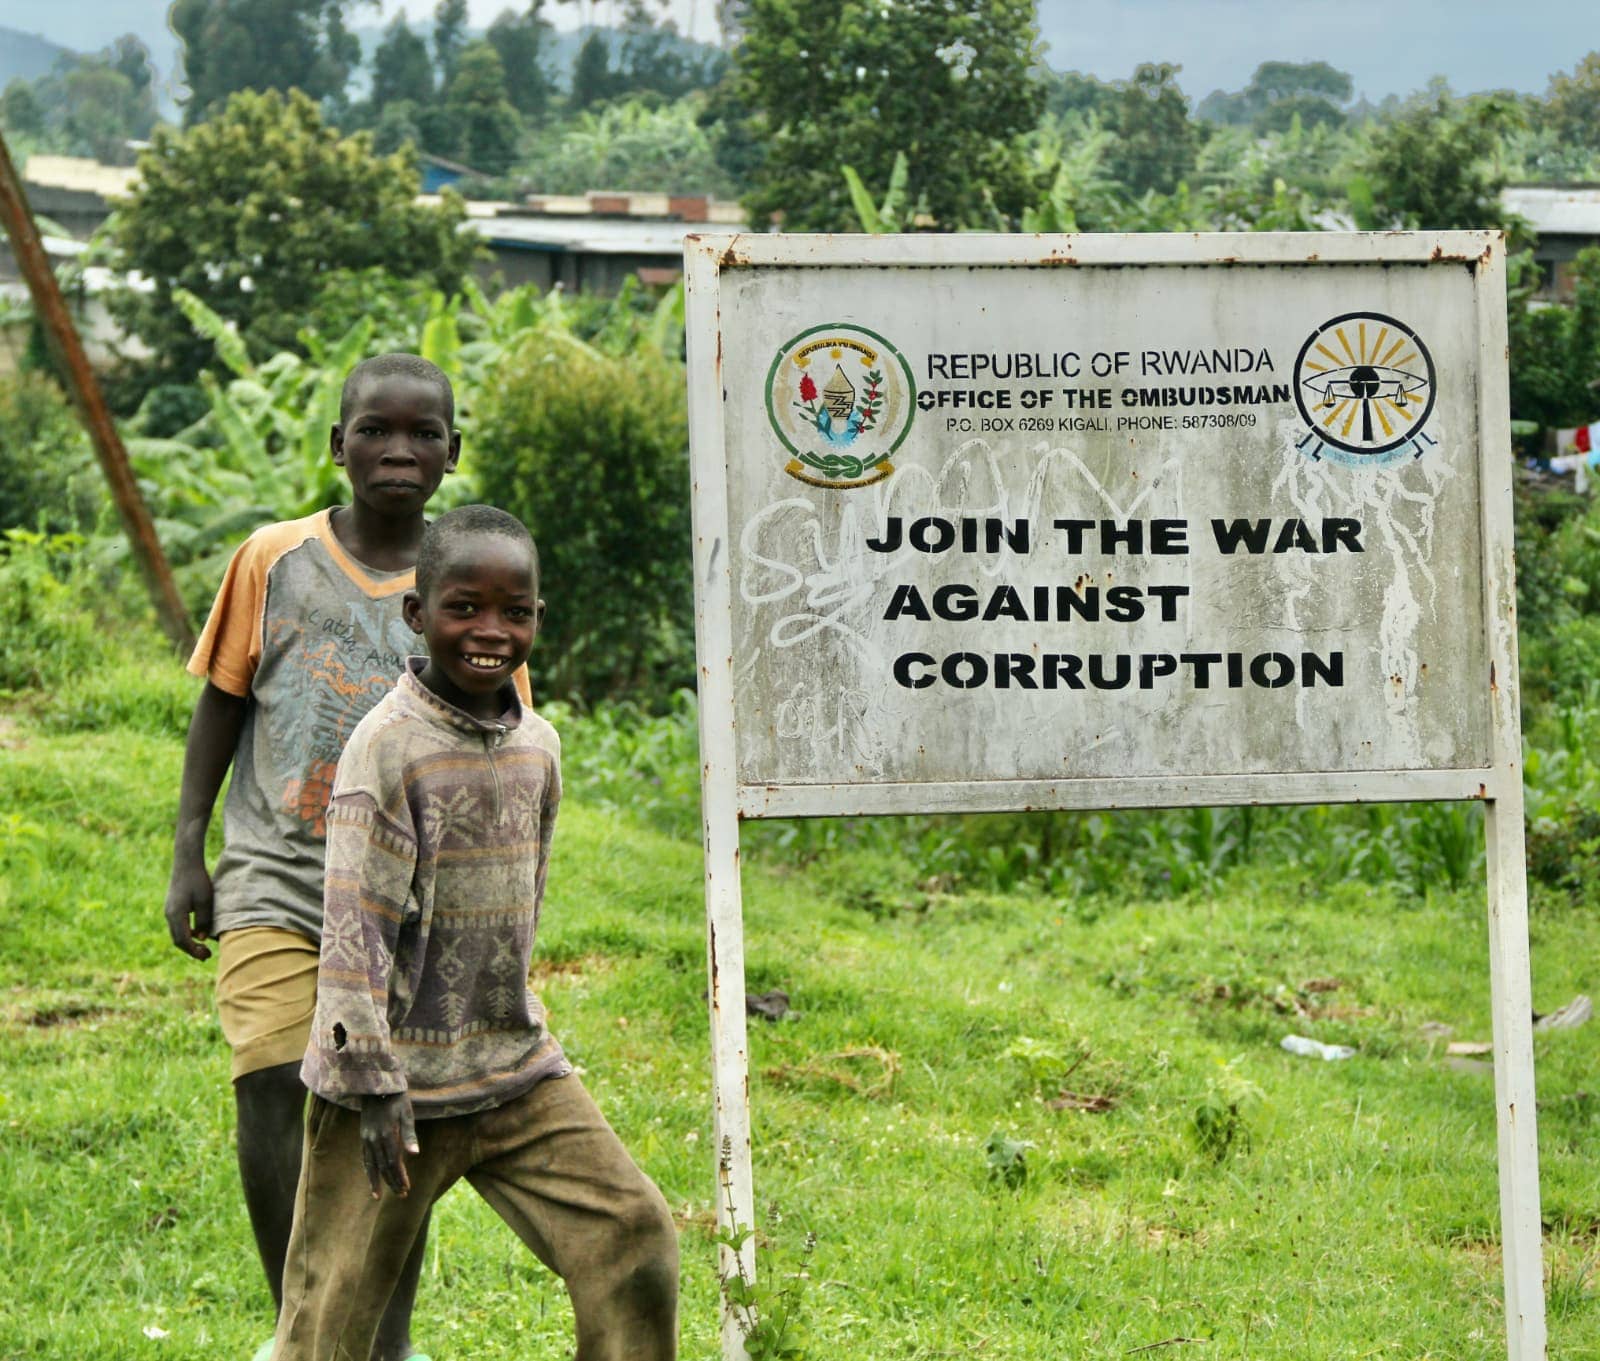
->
[271,506,678,1361]
[164,355,520,1361]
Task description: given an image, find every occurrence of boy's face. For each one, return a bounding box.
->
[331,374,460,516]
[402,534,544,720]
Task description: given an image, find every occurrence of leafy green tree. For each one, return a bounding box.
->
[108,34,156,96]
[696,71,764,195]
[0,40,159,162]
[615,0,725,101]
[442,41,524,173]
[487,3,555,118]
[1042,69,1117,122]
[370,98,425,154]
[1105,62,1203,196]
[1543,52,1600,154]
[108,89,478,385]
[1195,87,1251,126]
[1356,83,1509,229]
[1013,114,1123,231]
[1249,60,1351,105]
[171,0,366,122]
[58,63,151,161]
[1253,91,1347,134]
[0,80,44,139]
[737,0,1044,231]
[1198,60,1353,130]
[370,14,434,110]
[1507,246,1600,429]
[1195,115,1348,225]
[0,371,99,536]
[568,31,617,111]
[432,0,470,88]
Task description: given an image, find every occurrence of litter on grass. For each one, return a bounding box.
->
[1281,1034,1356,1061]
[1533,994,1592,1031]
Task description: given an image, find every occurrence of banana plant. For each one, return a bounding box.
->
[122,291,376,572]
[842,151,910,233]
[114,274,687,585]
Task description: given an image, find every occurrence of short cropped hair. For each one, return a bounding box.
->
[416,505,538,602]
[340,353,455,426]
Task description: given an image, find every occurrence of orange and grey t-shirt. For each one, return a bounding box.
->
[188,510,531,944]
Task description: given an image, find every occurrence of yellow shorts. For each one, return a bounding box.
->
[215,926,320,1081]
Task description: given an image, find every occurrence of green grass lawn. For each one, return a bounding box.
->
[2,709,1599,1359]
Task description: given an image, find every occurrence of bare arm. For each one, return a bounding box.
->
[164,681,248,960]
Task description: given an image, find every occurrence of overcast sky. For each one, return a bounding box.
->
[2,0,1593,102]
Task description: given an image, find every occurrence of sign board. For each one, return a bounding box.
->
[683,233,1541,1360]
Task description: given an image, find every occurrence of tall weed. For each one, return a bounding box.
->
[0,531,121,691]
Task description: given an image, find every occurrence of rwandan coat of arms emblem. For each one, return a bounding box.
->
[764,323,916,488]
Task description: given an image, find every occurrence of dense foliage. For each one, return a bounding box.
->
[1197,60,1355,133]
[473,298,693,702]
[0,372,98,537]
[735,0,1045,230]
[0,36,158,163]
[1506,246,1600,431]
[169,0,362,122]
[9,19,1600,1359]
[5,4,1600,882]
[105,89,479,385]
[1355,84,1515,230]
[516,98,739,197]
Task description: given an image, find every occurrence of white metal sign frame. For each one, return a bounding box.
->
[683,231,1541,1360]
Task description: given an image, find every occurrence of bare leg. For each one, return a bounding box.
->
[234,1061,306,1311]
[235,1062,431,1359]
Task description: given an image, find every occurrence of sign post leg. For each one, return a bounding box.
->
[703,791,754,1361]
[1484,789,1545,1360]
[684,235,757,1360]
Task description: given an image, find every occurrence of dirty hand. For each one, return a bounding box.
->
[164,859,215,960]
[360,1092,419,1198]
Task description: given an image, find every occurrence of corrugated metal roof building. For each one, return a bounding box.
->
[456,192,747,293]
[1504,184,1600,301]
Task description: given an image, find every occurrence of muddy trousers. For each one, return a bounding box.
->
[272,1074,679,1361]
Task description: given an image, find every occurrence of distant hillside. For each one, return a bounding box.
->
[0,17,181,118]
[0,25,74,87]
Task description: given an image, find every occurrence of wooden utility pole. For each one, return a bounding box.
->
[0,130,194,652]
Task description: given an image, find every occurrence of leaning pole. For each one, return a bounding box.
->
[0,129,194,653]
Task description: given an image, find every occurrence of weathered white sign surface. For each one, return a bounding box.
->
[717,255,1492,794]
[697,235,1510,818]
[685,234,1542,1361]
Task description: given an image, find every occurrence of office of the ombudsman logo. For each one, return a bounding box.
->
[1293,311,1438,465]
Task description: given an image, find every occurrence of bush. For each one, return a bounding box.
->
[473,332,692,704]
[134,384,210,439]
[0,527,187,733]
[0,531,125,691]
[0,371,101,535]
[517,99,740,197]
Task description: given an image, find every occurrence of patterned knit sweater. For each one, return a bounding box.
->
[301,661,569,1117]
